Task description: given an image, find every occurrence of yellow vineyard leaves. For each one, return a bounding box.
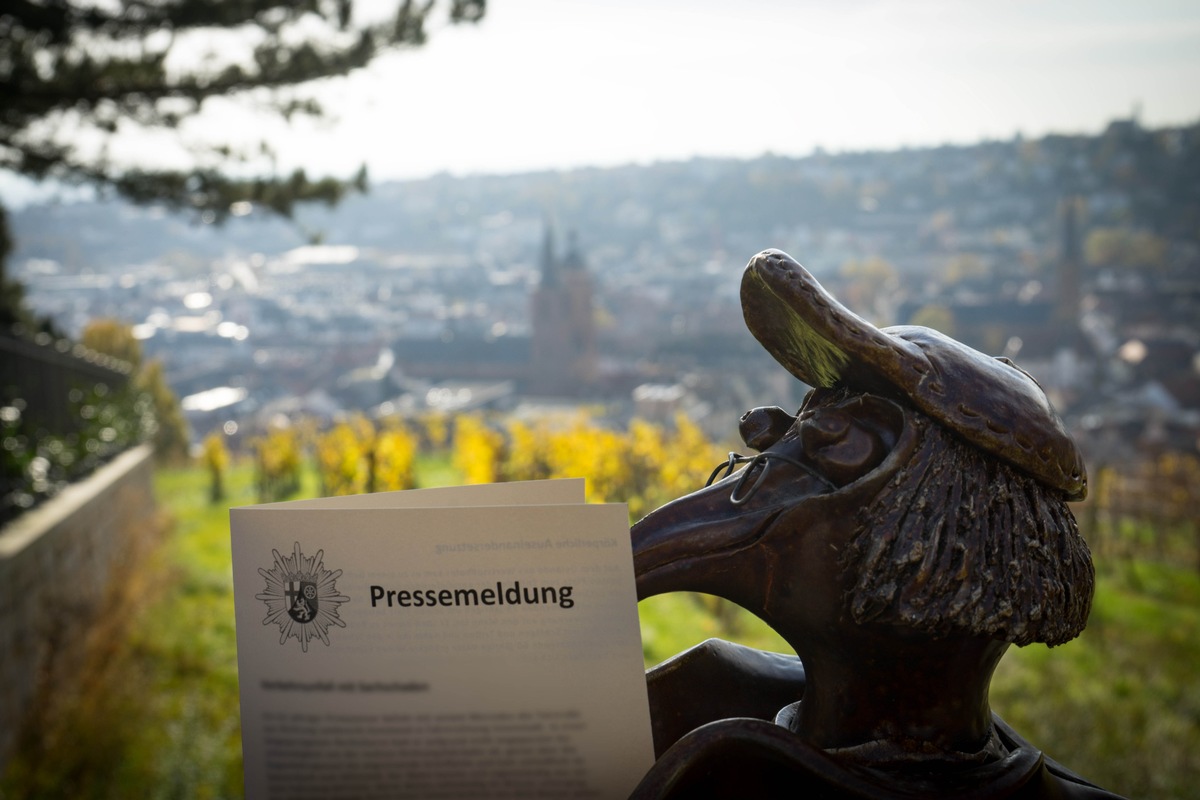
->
[242,409,730,515]
[453,411,727,518]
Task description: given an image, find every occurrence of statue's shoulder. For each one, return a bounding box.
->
[630,716,866,799]
[646,639,806,756]
[994,717,1127,800]
[636,668,1128,800]
[632,715,1128,799]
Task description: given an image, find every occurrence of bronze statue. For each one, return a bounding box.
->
[630,250,1123,798]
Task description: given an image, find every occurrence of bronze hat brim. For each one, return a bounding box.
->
[741,249,1087,501]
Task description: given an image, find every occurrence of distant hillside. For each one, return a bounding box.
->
[11,116,1199,276]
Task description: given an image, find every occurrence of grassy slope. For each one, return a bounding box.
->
[3,462,1197,798]
[989,561,1200,798]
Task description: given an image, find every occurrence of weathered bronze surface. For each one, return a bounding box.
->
[630,250,1122,798]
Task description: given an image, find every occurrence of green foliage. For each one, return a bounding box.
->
[1082,453,1200,570]
[1,375,153,524]
[991,560,1200,799]
[414,451,461,488]
[252,425,303,502]
[0,206,42,329]
[135,359,191,463]
[79,318,190,462]
[1,465,233,800]
[201,432,229,503]
[639,592,790,667]
[78,318,144,370]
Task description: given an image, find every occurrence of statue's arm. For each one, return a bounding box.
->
[645,638,806,757]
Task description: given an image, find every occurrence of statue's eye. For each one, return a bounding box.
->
[800,408,890,487]
[801,408,852,447]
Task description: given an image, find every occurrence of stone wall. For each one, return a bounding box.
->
[0,444,157,766]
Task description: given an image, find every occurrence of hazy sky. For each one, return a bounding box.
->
[8,0,1200,200]
[241,0,1199,180]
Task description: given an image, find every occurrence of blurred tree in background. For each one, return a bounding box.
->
[78,318,143,369]
[451,414,506,485]
[81,318,189,461]
[371,423,419,492]
[253,423,302,502]
[311,415,419,496]
[0,0,487,324]
[417,411,451,450]
[0,205,32,328]
[200,431,228,502]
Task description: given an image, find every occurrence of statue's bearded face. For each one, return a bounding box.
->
[728,386,1092,649]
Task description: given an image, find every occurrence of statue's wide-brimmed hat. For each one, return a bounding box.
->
[741,249,1087,501]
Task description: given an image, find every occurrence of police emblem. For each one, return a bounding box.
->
[256,542,349,652]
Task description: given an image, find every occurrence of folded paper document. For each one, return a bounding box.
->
[231,479,654,800]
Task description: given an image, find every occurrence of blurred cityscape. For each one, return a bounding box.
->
[10,115,1200,471]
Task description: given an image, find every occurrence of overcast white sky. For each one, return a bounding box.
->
[6,0,1200,202]
[251,0,1199,180]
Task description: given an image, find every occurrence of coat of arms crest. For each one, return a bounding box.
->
[256,542,349,651]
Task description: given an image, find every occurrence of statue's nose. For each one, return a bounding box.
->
[631,477,767,600]
[630,457,833,601]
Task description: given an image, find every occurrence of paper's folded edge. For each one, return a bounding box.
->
[232,477,587,510]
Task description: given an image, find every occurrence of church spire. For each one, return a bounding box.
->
[540,219,560,288]
[562,229,586,271]
[530,217,596,396]
[1056,195,1082,322]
